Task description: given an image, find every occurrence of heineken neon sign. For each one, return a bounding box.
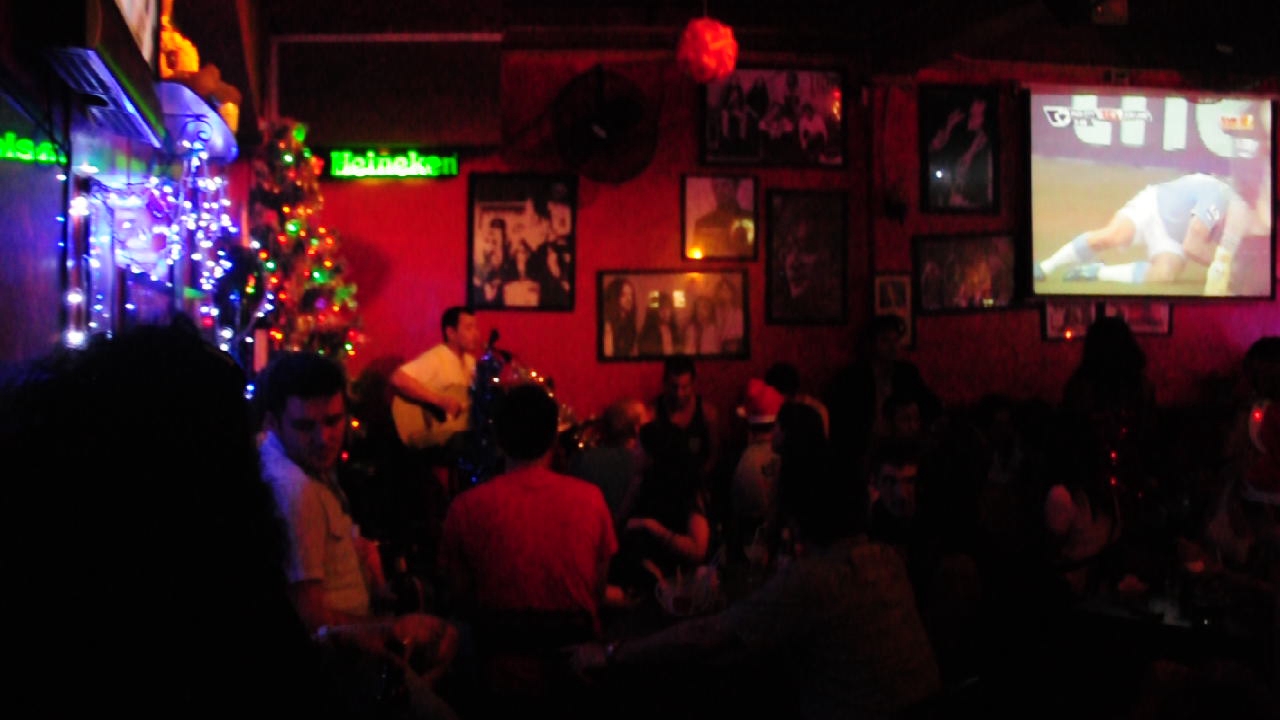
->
[0,131,66,165]
[328,148,459,179]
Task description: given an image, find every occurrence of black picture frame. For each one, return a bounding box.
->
[702,67,845,167]
[918,84,999,214]
[1104,301,1173,336]
[598,269,748,361]
[873,273,914,350]
[468,173,577,311]
[1042,299,1098,341]
[766,190,848,325]
[912,233,1017,314]
[682,174,758,261]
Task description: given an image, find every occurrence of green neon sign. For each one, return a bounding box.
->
[0,131,66,165]
[329,149,459,179]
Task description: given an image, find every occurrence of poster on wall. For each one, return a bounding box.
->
[703,67,844,167]
[682,174,757,261]
[766,190,847,325]
[598,269,748,361]
[468,173,577,311]
[918,85,999,214]
[873,273,913,349]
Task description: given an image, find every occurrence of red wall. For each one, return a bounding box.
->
[323,51,867,423]
[319,50,1279,426]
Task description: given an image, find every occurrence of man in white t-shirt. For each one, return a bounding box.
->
[391,307,481,449]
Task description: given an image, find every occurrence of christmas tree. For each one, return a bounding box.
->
[245,120,364,363]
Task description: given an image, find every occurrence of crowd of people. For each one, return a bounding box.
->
[2,307,1277,719]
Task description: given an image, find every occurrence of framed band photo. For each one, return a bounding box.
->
[468,173,577,311]
[913,233,1016,314]
[682,174,758,261]
[703,67,844,167]
[919,85,999,214]
[598,269,748,361]
[766,190,848,325]
[874,273,914,349]
[1042,300,1097,342]
[1104,301,1173,336]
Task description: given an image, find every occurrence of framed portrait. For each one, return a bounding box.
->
[918,84,999,214]
[682,174,758,261]
[702,67,844,167]
[912,233,1016,314]
[598,269,748,361]
[766,190,848,325]
[1042,300,1098,341]
[873,273,914,349]
[468,173,577,311]
[1104,301,1173,336]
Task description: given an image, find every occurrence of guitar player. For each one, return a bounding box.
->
[391,306,481,488]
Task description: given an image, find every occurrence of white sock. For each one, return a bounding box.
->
[1098,262,1149,283]
[1040,233,1094,274]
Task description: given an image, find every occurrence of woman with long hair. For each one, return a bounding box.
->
[638,290,682,356]
[602,277,638,357]
[684,295,722,356]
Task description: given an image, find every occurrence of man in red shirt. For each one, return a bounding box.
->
[439,384,617,710]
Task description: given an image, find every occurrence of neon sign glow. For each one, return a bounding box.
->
[0,131,66,165]
[328,149,459,178]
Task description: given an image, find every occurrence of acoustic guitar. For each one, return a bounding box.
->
[391,384,471,449]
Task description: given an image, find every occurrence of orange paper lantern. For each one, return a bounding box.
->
[677,18,738,83]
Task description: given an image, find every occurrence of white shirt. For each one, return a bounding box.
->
[260,432,370,617]
[398,343,476,393]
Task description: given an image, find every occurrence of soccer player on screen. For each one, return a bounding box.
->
[1033,172,1259,295]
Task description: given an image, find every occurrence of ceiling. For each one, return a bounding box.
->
[172,0,1280,148]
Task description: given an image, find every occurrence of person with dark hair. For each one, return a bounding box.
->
[652,354,720,486]
[1060,314,1154,460]
[569,399,649,528]
[637,290,682,356]
[765,361,829,438]
[571,448,940,720]
[391,306,480,450]
[826,314,940,464]
[528,195,573,309]
[602,278,639,358]
[692,177,754,259]
[2,326,349,717]
[257,351,460,717]
[927,97,992,210]
[437,384,617,712]
[772,200,842,323]
[472,217,506,308]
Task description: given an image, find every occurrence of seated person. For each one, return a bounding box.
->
[612,420,712,595]
[568,398,649,531]
[1,325,347,717]
[572,449,941,720]
[256,352,459,716]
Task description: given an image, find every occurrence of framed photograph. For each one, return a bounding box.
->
[918,84,999,213]
[598,269,748,361]
[874,274,914,349]
[468,173,577,311]
[1042,300,1098,341]
[766,190,848,325]
[682,174,758,261]
[703,67,844,167]
[1104,301,1173,336]
[913,233,1016,314]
